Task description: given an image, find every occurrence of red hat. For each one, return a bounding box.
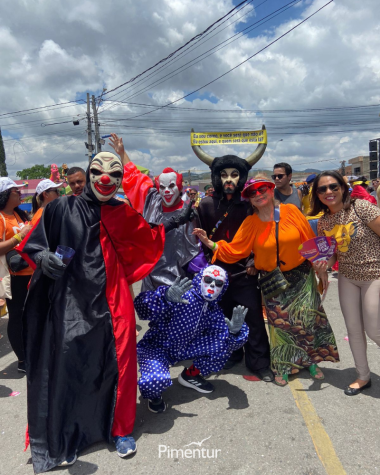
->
[241,178,275,200]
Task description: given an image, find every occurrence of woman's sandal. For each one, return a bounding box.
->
[308,364,324,380]
[274,374,288,386]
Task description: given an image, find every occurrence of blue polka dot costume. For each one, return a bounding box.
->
[135,266,249,399]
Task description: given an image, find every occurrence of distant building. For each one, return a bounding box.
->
[348,156,370,177]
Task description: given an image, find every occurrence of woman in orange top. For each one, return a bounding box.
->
[31,179,62,225]
[0,178,33,372]
[194,177,339,386]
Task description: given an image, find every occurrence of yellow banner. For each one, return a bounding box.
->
[191,129,267,146]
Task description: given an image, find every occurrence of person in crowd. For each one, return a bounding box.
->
[31,179,62,225]
[191,132,273,381]
[67,166,86,196]
[311,171,380,396]
[135,266,248,412]
[182,188,191,202]
[371,178,379,204]
[350,176,377,205]
[194,177,339,386]
[299,174,323,235]
[109,133,199,292]
[272,162,302,210]
[17,152,165,472]
[204,184,214,197]
[0,178,33,372]
[188,188,200,207]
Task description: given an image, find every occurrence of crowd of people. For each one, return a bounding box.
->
[0,133,379,473]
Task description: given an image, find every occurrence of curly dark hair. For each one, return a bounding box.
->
[0,189,30,221]
[310,171,351,216]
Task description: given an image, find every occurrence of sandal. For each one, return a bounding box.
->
[274,374,288,386]
[308,364,324,380]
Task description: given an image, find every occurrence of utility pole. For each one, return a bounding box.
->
[92,95,101,154]
[188,169,191,185]
[86,93,93,162]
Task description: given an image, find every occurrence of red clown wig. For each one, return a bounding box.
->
[154,167,183,192]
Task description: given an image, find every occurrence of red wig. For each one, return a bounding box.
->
[155,167,183,191]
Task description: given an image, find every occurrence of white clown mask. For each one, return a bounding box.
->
[89,152,123,202]
[158,171,180,207]
[201,265,227,301]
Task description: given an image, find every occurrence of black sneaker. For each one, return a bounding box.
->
[18,361,26,373]
[178,368,214,394]
[148,397,166,413]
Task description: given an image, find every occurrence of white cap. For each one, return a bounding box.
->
[0,177,25,193]
[36,179,62,196]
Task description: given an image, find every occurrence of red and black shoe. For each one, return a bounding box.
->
[178,367,214,394]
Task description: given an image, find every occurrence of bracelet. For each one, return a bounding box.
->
[212,242,217,251]
[13,234,22,244]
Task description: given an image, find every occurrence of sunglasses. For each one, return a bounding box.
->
[47,188,59,194]
[247,185,270,197]
[203,276,224,287]
[316,183,340,194]
[271,174,287,180]
[189,193,197,196]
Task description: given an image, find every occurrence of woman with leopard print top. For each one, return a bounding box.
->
[311,170,380,397]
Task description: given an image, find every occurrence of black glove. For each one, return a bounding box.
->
[35,250,66,280]
[163,200,195,233]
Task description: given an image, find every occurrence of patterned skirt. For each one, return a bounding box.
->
[263,261,339,376]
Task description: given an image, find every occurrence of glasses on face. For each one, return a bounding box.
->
[247,185,270,197]
[271,174,287,180]
[189,193,197,196]
[10,188,21,194]
[47,188,59,194]
[316,183,340,195]
[203,276,224,287]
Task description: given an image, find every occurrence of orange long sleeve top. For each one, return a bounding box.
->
[213,204,315,272]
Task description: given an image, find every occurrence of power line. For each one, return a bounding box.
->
[102,0,251,97]
[103,1,334,124]
[99,0,301,113]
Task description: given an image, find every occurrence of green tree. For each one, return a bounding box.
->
[0,128,8,177]
[16,164,51,180]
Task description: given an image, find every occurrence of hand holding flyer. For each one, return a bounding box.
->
[298,236,337,263]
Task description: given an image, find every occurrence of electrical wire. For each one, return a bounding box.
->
[102,1,334,125]
[102,0,251,97]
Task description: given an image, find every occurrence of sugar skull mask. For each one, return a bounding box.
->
[89,152,123,202]
[201,265,227,301]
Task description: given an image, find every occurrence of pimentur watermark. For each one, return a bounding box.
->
[159,436,221,459]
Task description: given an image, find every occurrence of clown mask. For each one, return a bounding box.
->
[158,171,180,207]
[201,266,226,301]
[220,168,240,194]
[89,152,123,202]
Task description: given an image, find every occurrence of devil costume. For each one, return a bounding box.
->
[135,265,249,400]
[122,163,200,291]
[193,128,272,376]
[17,153,165,473]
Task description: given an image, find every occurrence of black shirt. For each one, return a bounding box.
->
[197,193,253,276]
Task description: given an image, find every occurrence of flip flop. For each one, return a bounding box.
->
[308,364,324,380]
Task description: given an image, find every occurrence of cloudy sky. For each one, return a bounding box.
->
[1,0,379,178]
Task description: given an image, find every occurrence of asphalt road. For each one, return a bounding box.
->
[1,273,379,475]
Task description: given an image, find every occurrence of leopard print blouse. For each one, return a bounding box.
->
[318,199,380,281]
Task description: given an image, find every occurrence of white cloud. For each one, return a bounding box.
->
[0,0,379,179]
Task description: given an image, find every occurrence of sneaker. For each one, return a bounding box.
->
[58,454,77,467]
[113,435,137,458]
[148,397,166,414]
[178,368,214,394]
[18,361,26,373]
